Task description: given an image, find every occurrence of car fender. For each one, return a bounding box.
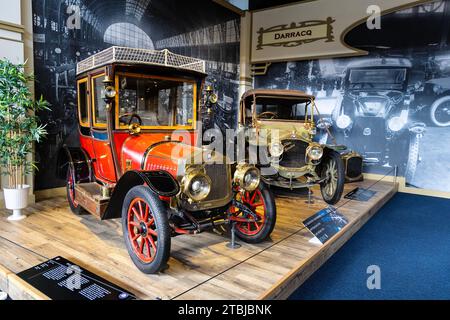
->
[57,145,93,183]
[101,170,180,220]
[323,145,348,154]
[315,146,346,176]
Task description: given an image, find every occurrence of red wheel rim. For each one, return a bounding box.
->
[231,189,266,236]
[67,170,78,207]
[127,198,158,263]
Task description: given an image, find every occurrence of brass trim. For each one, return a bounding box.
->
[256,17,335,50]
[180,164,233,212]
[90,73,107,129]
[0,36,23,44]
[0,20,25,33]
[77,78,90,128]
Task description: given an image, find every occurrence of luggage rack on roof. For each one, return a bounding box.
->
[76,46,206,75]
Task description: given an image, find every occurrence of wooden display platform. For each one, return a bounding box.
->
[0,180,396,300]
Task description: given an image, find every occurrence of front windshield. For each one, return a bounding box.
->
[117,74,195,128]
[254,97,312,121]
[348,68,407,90]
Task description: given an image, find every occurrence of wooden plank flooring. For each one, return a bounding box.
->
[0,180,396,300]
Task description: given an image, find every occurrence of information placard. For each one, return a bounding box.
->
[302,207,348,244]
[344,188,377,202]
[16,256,135,300]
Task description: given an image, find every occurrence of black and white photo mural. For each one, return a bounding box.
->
[254,0,450,193]
[31,0,240,190]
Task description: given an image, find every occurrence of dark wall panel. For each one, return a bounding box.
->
[254,1,450,192]
[31,0,240,190]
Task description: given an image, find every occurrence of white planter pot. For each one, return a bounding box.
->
[0,291,7,300]
[3,185,30,221]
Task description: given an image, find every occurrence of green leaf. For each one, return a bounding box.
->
[0,59,51,180]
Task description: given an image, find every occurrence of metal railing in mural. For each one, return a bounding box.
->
[155,20,240,49]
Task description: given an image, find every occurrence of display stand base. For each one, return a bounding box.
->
[305,187,315,205]
[7,210,26,221]
[226,222,241,249]
[0,180,397,300]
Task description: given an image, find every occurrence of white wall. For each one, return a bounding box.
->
[0,0,21,25]
[0,0,35,207]
[0,0,24,63]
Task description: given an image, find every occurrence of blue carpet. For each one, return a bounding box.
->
[289,193,450,300]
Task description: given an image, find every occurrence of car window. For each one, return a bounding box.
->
[117,75,195,128]
[349,68,407,84]
[77,79,89,127]
[255,97,311,121]
[347,68,407,90]
[92,75,107,127]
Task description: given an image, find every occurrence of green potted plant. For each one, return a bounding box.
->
[0,59,49,221]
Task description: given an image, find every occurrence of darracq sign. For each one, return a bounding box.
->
[251,0,434,63]
[256,17,335,50]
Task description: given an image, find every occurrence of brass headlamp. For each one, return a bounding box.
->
[181,167,212,202]
[234,164,260,192]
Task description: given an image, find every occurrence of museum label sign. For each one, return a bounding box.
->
[251,0,435,63]
[16,257,135,300]
[256,17,335,50]
[303,207,348,244]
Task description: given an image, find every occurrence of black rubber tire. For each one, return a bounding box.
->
[320,150,345,205]
[234,182,277,244]
[122,185,171,274]
[66,168,87,215]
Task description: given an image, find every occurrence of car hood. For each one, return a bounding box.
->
[344,90,405,117]
[121,134,204,177]
[256,120,313,143]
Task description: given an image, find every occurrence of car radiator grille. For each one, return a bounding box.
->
[279,140,308,168]
[204,164,231,201]
[353,116,386,153]
[181,163,233,212]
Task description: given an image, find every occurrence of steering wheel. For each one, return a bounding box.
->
[119,113,142,126]
[258,111,278,119]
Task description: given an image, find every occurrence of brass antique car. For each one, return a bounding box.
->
[239,89,346,205]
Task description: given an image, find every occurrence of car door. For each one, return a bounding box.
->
[90,73,117,183]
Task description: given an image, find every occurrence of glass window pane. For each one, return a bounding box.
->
[255,97,310,121]
[78,81,89,125]
[118,76,194,128]
[93,76,107,125]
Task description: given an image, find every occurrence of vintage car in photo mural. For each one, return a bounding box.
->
[239,89,347,205]
[411,52,450,128]
[58,47,276,274]
[331,58,426,181]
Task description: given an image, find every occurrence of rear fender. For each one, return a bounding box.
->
[101,170,180,220]
[57,145,93,183]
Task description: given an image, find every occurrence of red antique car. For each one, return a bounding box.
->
[58,47,276,274]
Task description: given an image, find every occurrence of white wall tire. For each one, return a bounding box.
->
[405,135,420,183]
[430,96,450,127]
